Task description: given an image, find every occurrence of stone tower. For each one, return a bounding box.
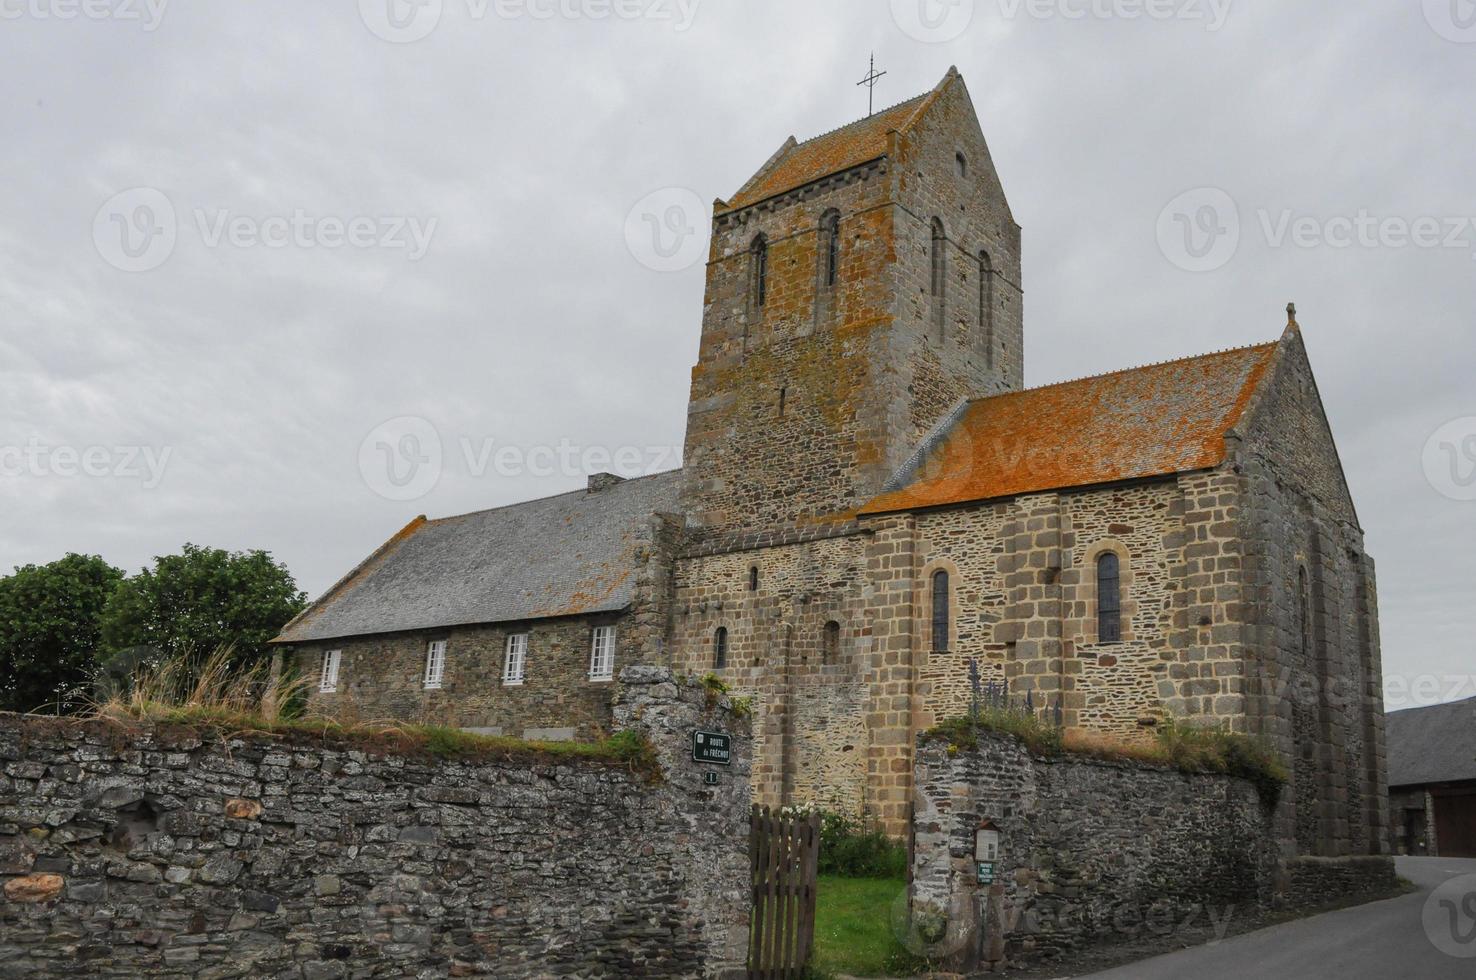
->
[680,69,1024,537]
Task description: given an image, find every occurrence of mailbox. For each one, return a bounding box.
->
[975,821,1000,863]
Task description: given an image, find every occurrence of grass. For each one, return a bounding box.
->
[923,710,1289,806]
[811,876,927,979]
[71,647,662,780]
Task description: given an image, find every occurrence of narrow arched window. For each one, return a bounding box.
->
[821,211,841,289]
[750,235,768,309]
[930,218,947,338]
[823,621,841,665]
[714,627,728,669]
[979,250,995,368]
[955,152,967,178]
[931,570,950,652]
[748,566,759,591]
[1097,553,1122,643]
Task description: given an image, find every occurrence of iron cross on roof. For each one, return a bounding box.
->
[857,54,887,116]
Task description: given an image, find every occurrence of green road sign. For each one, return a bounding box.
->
[692,730,731,765]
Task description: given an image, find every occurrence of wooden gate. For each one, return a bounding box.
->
[748,805,820,979]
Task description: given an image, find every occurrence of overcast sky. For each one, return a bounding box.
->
[1,0,1471,707]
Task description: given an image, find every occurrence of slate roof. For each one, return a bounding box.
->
[1387,697,1476,788]
[861,340,1282,515]
[274,470,683,644]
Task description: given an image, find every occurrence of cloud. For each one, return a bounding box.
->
[0,0,1469,699]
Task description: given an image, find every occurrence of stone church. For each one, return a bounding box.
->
[274,69,1389,854]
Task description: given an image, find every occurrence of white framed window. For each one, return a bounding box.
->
[423,639,447,690]
[504,633,527,686]
[318,649,341,694]
[589,625,615,682]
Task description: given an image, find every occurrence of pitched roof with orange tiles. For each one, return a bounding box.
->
[718,69,959,214]
[860,339,1284,515]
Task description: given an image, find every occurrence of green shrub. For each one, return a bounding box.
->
[801,808,908,878]
[923,707,1063,757]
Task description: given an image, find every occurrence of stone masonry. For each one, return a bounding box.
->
[911,729,1281,971]
[0,668,752,979]
[911,728,1396,971]
[279,68,1388,866]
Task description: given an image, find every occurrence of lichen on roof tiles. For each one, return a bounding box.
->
[720,94,929,213]
[861,342,1280,514]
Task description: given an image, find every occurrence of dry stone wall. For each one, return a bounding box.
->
[0,668,751,979]
[911,729,1281,971]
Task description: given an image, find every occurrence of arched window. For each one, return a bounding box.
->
[930,218,947,338]
[955,152,968,179]
[748,566,759,591]
[931,569,950,652]
[823,621,841,665]
[714,627,728,669]
[1097,553,1122,643]
[820,211,841,289]
[979,250,994,368]
[750,235,768,309]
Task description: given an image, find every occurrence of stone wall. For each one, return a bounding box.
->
[680,72,1021,539]
[670,530,871,815]
[0,668,752,979]
[1232,327,1388,857]
[291,613,633,742]
[1281,856,1397,907]
[911,728,1281,971]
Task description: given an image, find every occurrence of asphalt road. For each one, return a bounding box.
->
[1082,857,1476,979]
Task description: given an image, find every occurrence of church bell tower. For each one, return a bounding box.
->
[680,68,1023,538]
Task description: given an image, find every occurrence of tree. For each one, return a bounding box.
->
[0,554,125,714]
[101,544,307,667]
